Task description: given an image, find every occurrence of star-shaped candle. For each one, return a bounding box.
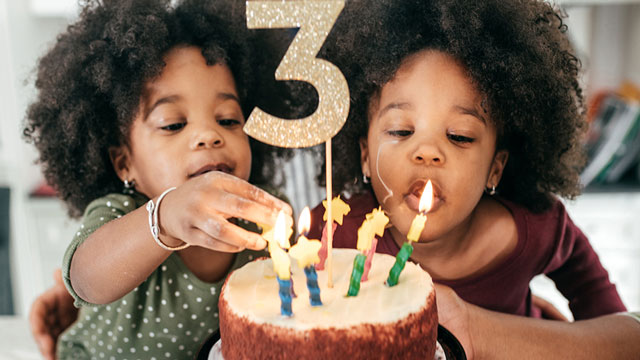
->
[316,196,350,271]
[268,211,293,316]
[361,207,389,281]
[289,207,323,306]
[347,207,389,296]
[386,180,433,286]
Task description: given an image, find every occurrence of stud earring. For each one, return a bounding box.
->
[363,174,371,184]
[123,179,136,195]
[486,185,496,196]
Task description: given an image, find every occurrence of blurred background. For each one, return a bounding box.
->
[0,0,639,358]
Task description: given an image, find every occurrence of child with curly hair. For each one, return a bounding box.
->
[23,0,293,358]
[309,0,626,322]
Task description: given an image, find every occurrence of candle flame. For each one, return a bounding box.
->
[419,180,434,213]
[298,206,311,235]
[274,210,290,249]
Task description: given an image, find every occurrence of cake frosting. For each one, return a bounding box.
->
[219,248,437,359]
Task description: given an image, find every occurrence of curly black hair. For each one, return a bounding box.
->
[316,0,586,213]
[23,0,293,218]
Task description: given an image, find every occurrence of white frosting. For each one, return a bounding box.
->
[223,248,434,330]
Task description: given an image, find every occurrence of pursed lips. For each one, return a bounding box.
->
[404,179,443,213]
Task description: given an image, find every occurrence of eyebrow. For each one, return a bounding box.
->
[453,104,486,124]
[144,92,242,120]
[144,95,181,121]
[377,102,412,120]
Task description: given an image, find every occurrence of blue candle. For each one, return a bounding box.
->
[304,266,322,306]
[277,276,293,316]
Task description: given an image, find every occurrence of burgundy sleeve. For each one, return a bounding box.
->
[542,203,626,319]
[308,202,326,240]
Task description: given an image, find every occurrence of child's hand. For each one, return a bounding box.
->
[29,269,78,360]
[159,171,293,252]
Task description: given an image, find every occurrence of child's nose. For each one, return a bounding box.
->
[191,126,224,150]
[411,141,444,166]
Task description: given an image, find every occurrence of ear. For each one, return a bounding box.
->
[108,145,132,183]
[359,137,370,178]
[487,150,509,188]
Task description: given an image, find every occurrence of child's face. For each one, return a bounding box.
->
[361,50,507,243]
[115,46,251,198]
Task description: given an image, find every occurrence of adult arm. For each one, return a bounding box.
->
[436,284,640,360]
[29,269,77,360]
[543,203,625,318]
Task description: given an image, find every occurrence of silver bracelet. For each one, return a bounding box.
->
[146,187,189,251]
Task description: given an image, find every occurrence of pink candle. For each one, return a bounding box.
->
[316,196,350,270]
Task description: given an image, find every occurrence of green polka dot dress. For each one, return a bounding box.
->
[58,193,265,359]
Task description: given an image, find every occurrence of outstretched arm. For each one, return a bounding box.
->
[69,172,292,305]
[435,284,640,360]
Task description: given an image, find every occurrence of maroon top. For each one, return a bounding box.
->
[308,192,626,320]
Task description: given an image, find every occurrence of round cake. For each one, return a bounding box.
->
[219,248,437,359]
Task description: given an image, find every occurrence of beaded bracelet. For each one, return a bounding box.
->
[146,187,189,251]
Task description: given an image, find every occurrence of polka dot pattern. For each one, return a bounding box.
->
[58,192,268,358]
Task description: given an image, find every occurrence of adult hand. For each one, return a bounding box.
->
[159,171,293,252]
[532,294,568,321]
[434,283,475,360]
[29,269,78,360]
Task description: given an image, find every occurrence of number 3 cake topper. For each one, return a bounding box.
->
[245,0,349,148]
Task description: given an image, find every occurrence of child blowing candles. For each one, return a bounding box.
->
[23,0,293,358]
[308,0,626,321]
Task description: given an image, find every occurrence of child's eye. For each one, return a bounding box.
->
[160,122,186,131]
[218,119,242,127]
[448,134,475,144]
[386,129,413,137]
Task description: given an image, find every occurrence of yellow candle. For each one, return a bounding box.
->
[407,214,427,243]
[323,195,351,225]
[289,235,321,268]
[356,221,375,252]
[289,207,322,268]
[269,211,291,279]
[357,207,389,251]
[366,206,389,237]
[406,180,434,243]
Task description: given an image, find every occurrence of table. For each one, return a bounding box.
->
[0,316,40,360]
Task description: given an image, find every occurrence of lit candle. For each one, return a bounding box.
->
[269,211,293,316]
[289,207,323,306]
[386,180,433,287]
[316,196,350,271]
[348,207,389,295]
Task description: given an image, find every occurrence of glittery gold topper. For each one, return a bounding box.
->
[245,0,349,148]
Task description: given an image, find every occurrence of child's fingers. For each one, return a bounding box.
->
[208,191,293,230]
[214,172,293,216]
[216,192,281,224]
[188,216,267,251]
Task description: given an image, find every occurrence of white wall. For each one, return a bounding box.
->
[0,0,71,315]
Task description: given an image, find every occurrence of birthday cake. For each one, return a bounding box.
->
[219,248,438,359]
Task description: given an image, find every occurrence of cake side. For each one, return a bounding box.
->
[220,287,436,359]
[219,249,438,359]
